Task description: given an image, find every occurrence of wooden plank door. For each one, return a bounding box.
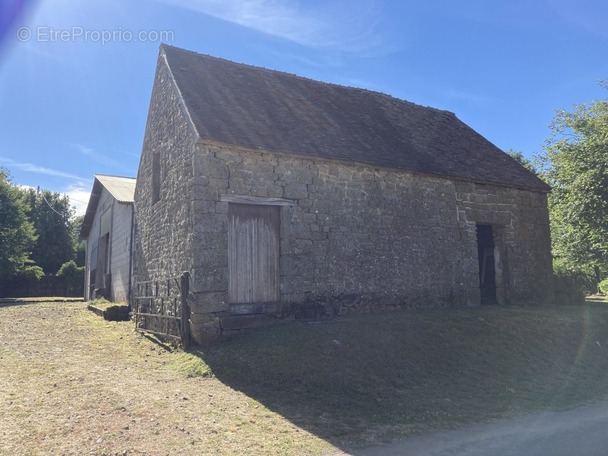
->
[228,203,280,314]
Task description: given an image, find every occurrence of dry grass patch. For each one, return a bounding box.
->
[0,301,342,455]
[3,299,608,454]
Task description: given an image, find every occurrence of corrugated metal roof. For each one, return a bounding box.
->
[95,174,136,203]
[79,175,136,239]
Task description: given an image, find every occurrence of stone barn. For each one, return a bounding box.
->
[134,44,552,344]
[81,174,136,303]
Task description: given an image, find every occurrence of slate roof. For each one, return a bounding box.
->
[161,44,549,192]
[80,175,136,238]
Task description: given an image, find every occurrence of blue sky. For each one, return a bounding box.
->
[1,0,607,215]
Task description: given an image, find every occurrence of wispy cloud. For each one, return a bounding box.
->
[70,143,133,173]
[0,157,89,184]
[0,157,92,214]
[158,0,398,55]
[63,183,92,216]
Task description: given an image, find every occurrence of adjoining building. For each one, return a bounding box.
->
[81,174,136,303]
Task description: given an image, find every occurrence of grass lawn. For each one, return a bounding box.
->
[188,297,608,448]
[2,297,608,454]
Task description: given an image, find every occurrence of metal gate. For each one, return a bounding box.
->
[134,271,191,348]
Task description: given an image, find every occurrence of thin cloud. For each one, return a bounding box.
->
[0,157,89,184]
[159,0,397,55]
[1,157,91,215]
[70,143,133,173]
[63,184,92,216]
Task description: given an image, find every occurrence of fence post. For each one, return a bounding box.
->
[180,271,192,349]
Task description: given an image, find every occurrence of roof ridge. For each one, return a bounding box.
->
[95,174,136,180]
[160,43,456,118]
[158,44,549,192]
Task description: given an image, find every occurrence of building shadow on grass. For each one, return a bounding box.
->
[187,317,445,452]
[187,303,608,453]
[197,346,385,452]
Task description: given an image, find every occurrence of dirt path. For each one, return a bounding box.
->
[0,301,341,455]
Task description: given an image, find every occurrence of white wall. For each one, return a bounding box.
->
[84,187,133,303]
[110,202,133,303]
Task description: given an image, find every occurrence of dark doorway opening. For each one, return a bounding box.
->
[476,224,497,305]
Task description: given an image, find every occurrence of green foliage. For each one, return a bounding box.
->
[552,258,596,304]
[0,168,38,283]
[19,264,45,281]
[599,279,608,295]
[21,188,75,273]
[537,91,608,285]
[72,215,86,267]
[57,260,84,295]
[506,149,537,174]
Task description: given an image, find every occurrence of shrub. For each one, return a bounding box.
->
[552,259,596,305]
[599,279,608,295]
[57,260,84,296]
[0,263,45,297]
[18,264,44,281]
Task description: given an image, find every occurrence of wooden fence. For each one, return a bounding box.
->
[133,272,191,348]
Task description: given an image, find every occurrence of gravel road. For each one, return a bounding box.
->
[357,400,608,456]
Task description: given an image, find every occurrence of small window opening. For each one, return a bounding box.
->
[152,152,161,204]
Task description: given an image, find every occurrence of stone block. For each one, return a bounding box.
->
[283,183,309,199]
[214,149,242,163]
[214,201,229,214]
[194,214,227,233]
[192,291,229,313]
[190,266,228,292]
[190,315,221,345]
[199,156,229,179]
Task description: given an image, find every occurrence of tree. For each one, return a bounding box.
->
[538,93,608,286]
[21,188,75,274]
[71,214,86,267]
[506,149,537,174]
[0,169,37,284]
[57,260,84,296]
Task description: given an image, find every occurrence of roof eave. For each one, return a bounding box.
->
[79,179,102,239]
[196,138,551,194]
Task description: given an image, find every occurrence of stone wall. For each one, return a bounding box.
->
[187,142,553,341]
[455,182,552,306]
[133,54,196,295]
